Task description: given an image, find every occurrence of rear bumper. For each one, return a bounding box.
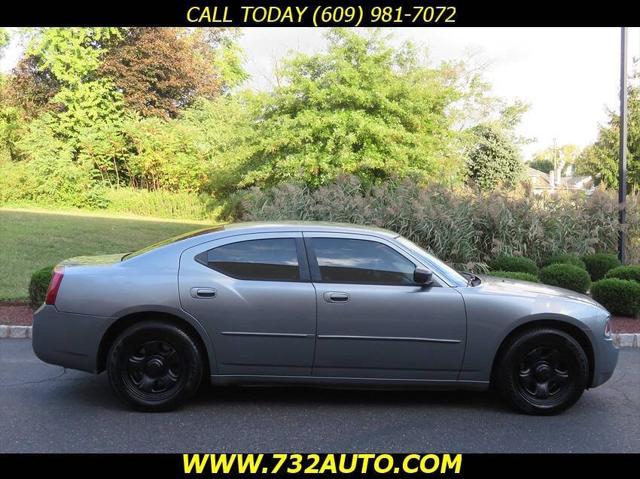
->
[32,305,114,373]
[590,336,619,388]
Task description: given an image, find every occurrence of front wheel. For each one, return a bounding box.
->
[495,328,589,415]
[107,321,203,411]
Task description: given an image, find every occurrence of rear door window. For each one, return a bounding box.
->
[197,238,301,281]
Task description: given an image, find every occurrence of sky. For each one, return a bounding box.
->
[2,27,638,159]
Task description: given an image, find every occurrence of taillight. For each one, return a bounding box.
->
[45,266,64,305]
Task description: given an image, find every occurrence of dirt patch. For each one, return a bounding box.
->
[0,303,34,326]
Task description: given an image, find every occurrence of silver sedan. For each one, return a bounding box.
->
[32,222,618,414]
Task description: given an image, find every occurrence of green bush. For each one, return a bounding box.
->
[539,264,591,293]
[591,278,640,317]
[28,265,54,309]
[545,253,586,270]
[488,271,540,283]
[582,253,621,281]
[605,265,640,283]
[488,256,538,275]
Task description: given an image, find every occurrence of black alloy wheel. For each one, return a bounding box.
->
[107,321,203,411]
[496,328,589,415]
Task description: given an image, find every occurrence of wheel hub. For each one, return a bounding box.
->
[517,345,573,403]
[124,340,182,394]
[144,356,167,378]
[534,362,552,381]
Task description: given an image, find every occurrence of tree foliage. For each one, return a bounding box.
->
[99,28,236,119]
[1,27,526,212]
[236,29,462,189]
[464,123,522,191]
[577,81,640,189]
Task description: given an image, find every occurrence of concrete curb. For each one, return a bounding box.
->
[0,325,32,339]
[0,325,639,347]
[612,333,640,348]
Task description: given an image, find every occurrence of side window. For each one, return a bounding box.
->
[197,238,300,281]
[311,238,416,285]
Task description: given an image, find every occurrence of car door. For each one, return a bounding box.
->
[305,233,467,381]
[179,232,317,377]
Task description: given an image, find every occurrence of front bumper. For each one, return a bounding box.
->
[32,304,114,373]
[590,336,619,388]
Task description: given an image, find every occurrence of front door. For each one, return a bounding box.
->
[305,233,467,380]
[179,232,316,376]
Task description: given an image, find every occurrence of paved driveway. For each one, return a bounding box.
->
[1,339,638,453]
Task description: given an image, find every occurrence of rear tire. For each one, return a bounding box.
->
[107,321,203,412]
[495,328,589,415]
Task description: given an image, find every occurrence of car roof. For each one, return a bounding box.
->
[124,221,401,261]
[220,221,399,238]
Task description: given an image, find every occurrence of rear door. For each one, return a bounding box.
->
[305,233,467,381]
[179,232,317,377]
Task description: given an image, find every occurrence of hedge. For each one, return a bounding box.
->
[582,253,621,281]
[545,253,586,270]
[539,263,591,293]
[28,265,55,309]
[591,278,640,317]
[487,271,540,283]
[604,265,640,283]
[488,256,538,275]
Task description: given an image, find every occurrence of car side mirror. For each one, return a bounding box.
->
[414,267,433,286]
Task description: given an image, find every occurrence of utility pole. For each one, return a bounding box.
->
[618,27,628,264]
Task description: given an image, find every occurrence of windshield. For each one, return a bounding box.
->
[395,236,468,287]
[122,226,224,260]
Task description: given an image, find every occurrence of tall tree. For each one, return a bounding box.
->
[464,123,523,191]
[237,29,462,189]
[99,28,243,119]
[577,82,640,189]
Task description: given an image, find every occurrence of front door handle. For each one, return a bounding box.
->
[190,287,217,299]
[324,292,350,303]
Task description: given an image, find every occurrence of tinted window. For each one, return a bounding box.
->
[312,238,416,285]
[200,238,300,281]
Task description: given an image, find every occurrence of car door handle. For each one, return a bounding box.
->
[324,292,350,303]
[190,287,217,299]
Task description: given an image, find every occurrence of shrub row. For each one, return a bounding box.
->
[539,264,591,294]
[591,279,640,317]
[487,271,540,283]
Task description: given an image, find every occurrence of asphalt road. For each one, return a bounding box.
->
[1,339,639,453]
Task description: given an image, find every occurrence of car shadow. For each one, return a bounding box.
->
[66,373,509,414]
[191,382,509,413]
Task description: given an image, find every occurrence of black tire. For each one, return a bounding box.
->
[107,320,203,412]
[495,328,589,415]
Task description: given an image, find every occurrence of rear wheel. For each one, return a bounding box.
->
[496,328,589,415]
[107,321,203,411]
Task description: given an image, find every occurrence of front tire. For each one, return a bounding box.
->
[496,328,589,415]
[107,321,203,412]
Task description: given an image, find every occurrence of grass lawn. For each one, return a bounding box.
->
[0,209,207,300]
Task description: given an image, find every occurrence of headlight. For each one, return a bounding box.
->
[604,316,612,338]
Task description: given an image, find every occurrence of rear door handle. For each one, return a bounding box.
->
[191,287,217,299]
[324,292,350,303]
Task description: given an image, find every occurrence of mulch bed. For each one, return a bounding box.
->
[0,302,33,326]
[1,302,639,332]
[610,316,640,333]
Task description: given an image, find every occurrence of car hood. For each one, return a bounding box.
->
[475,275,605,310]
